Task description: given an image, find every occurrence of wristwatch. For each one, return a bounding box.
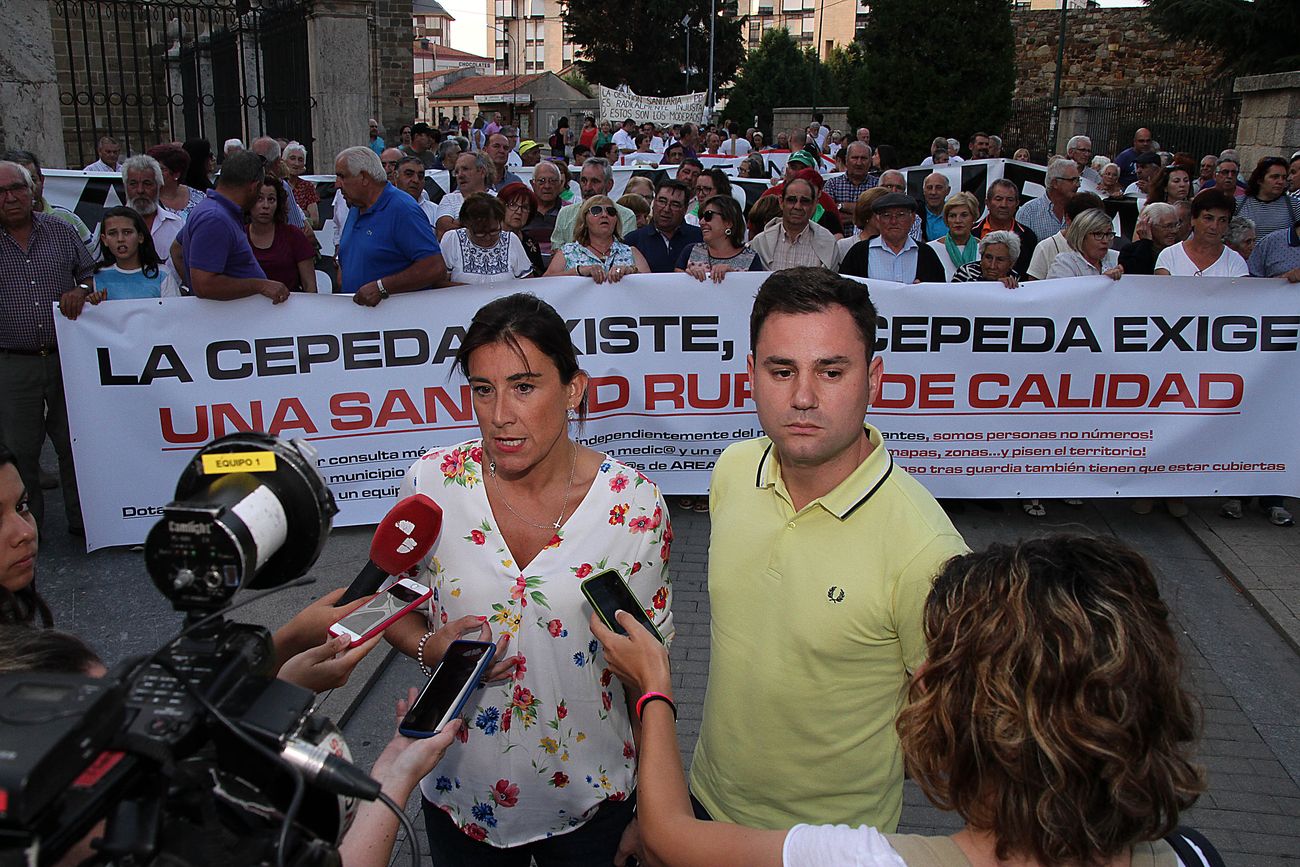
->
[376,278,389,300]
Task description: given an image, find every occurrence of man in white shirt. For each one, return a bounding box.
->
[612,119,638,154]
[122,155,184,279]
[718,121,752,157]
[84,136,123,173]
[642,123,666,153]
[502,126,524,168]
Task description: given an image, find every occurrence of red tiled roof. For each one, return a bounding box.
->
[427,73,545,99]
[412,43,493,64]
[414,68,464,84]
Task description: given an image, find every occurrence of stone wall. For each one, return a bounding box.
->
[2,0,66,166]
[1234,72,1300,173]
[372,0,415,141]
[1010,7,1224,102]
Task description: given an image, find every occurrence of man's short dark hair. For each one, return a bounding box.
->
[654,178,690,200]
[396,155,425,173]
[750,268,878,362]
[679,157,704,171]
[988,178,1019,198]
[218,150,266,187]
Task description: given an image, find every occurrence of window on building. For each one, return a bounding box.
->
[562,39,573,63]
[495,0,518,19]
[528,0,544,17]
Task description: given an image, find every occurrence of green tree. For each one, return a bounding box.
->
[721,28,839,136]
[1144,0,1300,75]
[564,0,746,97]
[854,0,1014,164]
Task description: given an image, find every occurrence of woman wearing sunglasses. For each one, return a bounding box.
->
[545,195,649,283]
[675,194,765,283]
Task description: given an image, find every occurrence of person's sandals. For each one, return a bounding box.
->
[1220,498,1244,519]
[1167,499,1189,518]
[1131,498,1154,515]
[692,499,710,513]
[1269,506,1295,527]
[1021,499,1046,517]
[675,496,695,511]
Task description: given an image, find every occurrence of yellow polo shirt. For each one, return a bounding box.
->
[689,425,967,831]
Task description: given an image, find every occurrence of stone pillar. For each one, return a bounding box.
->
[0,0,67,166]
[372,0,416,139]
[1234,71,1300,172]
[307,0,374,170]
[1057,96,1114,152]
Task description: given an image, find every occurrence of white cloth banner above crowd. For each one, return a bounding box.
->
[598,86,707,127]
[54,273,1300,550]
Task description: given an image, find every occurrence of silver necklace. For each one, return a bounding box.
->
[489,441,578,530]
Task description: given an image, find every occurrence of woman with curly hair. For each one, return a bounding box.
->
[593,534,1210,866]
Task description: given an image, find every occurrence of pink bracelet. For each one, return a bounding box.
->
[635,691,677,721]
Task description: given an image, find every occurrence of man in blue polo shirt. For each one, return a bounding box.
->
[335,146,447,306]
[624,179,700,273]
[177,150,290,303]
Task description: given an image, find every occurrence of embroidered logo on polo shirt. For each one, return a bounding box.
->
[827,586,846,604]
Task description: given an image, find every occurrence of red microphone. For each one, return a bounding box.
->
[334,494,443,605]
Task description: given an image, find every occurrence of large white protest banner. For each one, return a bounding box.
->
[55,273,1299,549]
[598,86,707,127]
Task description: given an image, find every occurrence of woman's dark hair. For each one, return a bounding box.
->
[1148,165,1191,204]
[746,194,782,239]
[0,626,100,674]
[699,167,731,198]
[0,444,51,628]
[146,143,190,179]
[556,116,569,130]
[874,144,899,171]
[1190,187,1236,218]
[899,534,1203,865]
[1245,156,1288,199]
[459,191,506,232]
[701,194,744,245]
[181,139,214,190]
[597,140,619,162]
[252,176,288,224]
[98,206,163,278]
[454,294,587,421]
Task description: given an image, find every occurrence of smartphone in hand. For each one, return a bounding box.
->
[328,578,432,647]
[581,569,663,643]
[399,639,497,737]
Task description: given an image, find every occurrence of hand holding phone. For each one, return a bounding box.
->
[328,578,432,647]
[399,640,497,738]
[581,569,663,643]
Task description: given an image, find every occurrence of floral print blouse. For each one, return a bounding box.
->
[401,440,673,847]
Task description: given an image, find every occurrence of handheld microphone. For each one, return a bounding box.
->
[334,494,442,606]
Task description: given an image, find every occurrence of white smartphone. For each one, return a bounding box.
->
[328,578,431,646]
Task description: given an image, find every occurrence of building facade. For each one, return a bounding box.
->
[741,0,869,59]
[487,0,577,77]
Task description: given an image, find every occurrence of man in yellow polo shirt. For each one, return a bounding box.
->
[689,267,968,832]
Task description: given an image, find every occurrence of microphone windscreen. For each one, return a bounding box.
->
[368,494,443,574]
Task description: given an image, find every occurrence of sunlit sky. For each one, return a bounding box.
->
[440,0,1144,67]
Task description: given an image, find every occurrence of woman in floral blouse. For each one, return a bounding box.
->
[387,292,673,865]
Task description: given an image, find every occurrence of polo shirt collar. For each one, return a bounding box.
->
[357,183,398,216]
[754,424,895,519]
[869,234,916,254]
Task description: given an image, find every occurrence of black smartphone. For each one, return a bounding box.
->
[580,569,663,643]
[398,639,496,738]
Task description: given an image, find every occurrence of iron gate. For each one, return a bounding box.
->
[1090,78,1241,161]
[52,0,317,169]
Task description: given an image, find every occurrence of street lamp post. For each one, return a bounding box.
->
[489,22,518,124]
[682,16,692,92]
[706,0,716,118]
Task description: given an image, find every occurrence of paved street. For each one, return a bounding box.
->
[34,481,1300,865]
